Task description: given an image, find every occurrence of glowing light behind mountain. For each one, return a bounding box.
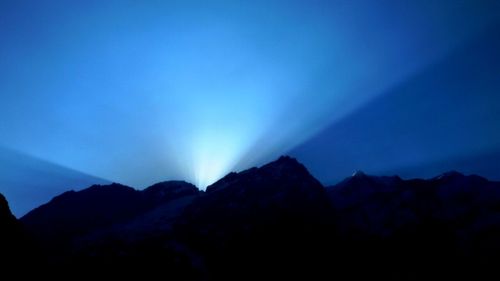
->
[0,0,497,188]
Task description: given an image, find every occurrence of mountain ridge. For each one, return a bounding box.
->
[2,156,500,279]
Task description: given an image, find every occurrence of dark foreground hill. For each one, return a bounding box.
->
[0,193,33,269]
[2,156,500,279]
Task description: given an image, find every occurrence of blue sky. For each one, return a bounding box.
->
[0,1,499,214]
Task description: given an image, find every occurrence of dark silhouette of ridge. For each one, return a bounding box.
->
[0,194,19,247]
[1,156,499,279]
[0,193,32,270]
[174,156,331,279]
[21,181,198,248]
[0,193,16,224]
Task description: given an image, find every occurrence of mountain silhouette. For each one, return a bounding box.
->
[2,156,500,279]
[0,193,32,270]
[174,156,332,279]
[21,181,198,252]
[0,193,19,246]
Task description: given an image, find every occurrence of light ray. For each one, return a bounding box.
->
[0,1,497,188]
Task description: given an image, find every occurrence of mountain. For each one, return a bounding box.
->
[327,170,500,237]
[327,171,500,279]
[21,181,198,250]
[0,193,16,226]
[0,193,19,245]
[174,156,333,279]
[13,156,500,280]
[0,193,31,269]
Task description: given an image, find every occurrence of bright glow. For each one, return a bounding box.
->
[190,125,255,188]
[0,1,496,189]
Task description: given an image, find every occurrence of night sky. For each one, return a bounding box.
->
[1,0,499,216]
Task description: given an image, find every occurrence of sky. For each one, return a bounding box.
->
[291,24,500,184]
[0,147,108,216]
[0,0,499,215]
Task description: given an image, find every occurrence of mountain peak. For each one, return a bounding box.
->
[144,180,197,193]
[434,170,465,180]
[0,194,15,221]
[142,181,199,204]
[352,170,367,177]
[87,182,132,191]
[275,155,299,164]
[206,156,321,193]
[260,155,309,176]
